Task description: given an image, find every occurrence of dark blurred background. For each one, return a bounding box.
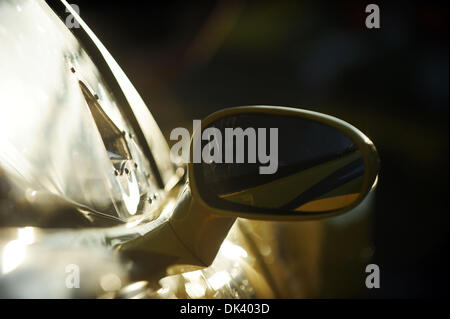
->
[73,0,448,297]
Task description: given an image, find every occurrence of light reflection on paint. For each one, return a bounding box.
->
[208,271,232,290]
[220,241,248,259]
[157,287,169,295]
[371,175,379,191]
[100,273,122,292]
[121,171,140,215]
[1,227,35,274]
[182,270,203,282]
[185,282,206,298]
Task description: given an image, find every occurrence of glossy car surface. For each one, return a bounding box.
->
[0,0,377,298]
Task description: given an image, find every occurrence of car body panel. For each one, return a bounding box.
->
[0,0,278,298]
[0,0,374,298]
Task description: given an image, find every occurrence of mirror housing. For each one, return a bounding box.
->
[188,106,379,221]
[169,105,379,267]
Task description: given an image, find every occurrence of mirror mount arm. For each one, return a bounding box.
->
[169,183,237,267]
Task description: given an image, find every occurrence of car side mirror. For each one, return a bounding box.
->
[168,106,379,269]
[188,106,379,220]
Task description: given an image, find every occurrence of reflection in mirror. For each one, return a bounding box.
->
[195,113,365,213]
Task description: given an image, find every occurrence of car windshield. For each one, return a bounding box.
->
[0,0,161,223]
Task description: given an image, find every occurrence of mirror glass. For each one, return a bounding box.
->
[194,113,366,214]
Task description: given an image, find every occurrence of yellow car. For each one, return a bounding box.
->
[0,0,379,299]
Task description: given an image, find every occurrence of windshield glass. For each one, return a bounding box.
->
[0,0,161,222]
